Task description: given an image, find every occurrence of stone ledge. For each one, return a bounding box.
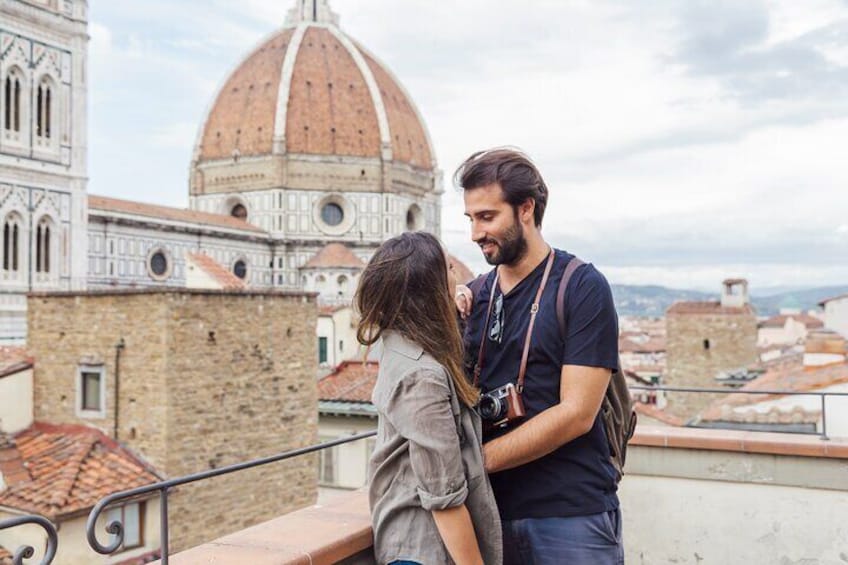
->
[159,490,372,564]
[27,288,318,299]
[631,426,848,459]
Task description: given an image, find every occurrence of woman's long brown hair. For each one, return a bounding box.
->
[355,232,479,407]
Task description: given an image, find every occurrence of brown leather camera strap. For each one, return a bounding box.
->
[474,248,556,391]
[517,249,555,392]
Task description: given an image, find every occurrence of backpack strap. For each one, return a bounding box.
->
[467,272,489,302]
[556,257,586,339]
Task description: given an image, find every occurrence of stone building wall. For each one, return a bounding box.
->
[665,312,758,418]
[28,289,319,551]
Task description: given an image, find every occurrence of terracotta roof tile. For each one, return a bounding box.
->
[302,243,365,269]
[200,28,294,161]
[758,313,824,329]
[0,423,161,520]
[319,304,349,316]
[358,46,433,169]
[88,195,266,234]
[186,252,247,290]
[197,24,432,171]
[702,405,821,425]
[667,300,755,316]
[0,346,33,379]
[634,403,685,427]
[619,337,666,353]
[317,361,378,403]
[286,27,381,158]
[699,362,848,422]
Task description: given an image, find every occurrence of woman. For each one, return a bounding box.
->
[357,231,502,565]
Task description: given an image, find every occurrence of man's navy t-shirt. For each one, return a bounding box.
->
[463,248,620,520]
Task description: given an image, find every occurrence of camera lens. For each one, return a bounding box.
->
[479,394,506,421]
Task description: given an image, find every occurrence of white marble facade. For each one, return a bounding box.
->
[0,0,88,340]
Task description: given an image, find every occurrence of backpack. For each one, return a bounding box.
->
[467,256,637,481]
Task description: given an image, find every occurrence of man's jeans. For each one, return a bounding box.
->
[502,508,624,565]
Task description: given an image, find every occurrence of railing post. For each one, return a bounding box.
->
[160,488,169,565]
[820,393,829,441]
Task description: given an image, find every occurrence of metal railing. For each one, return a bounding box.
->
[3,386,847,563]
[0,431,376,565]
[629,384,848,440]
[0,515,57,565]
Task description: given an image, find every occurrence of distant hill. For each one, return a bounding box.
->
[611,285,712,317]
[611,284,848,318]
[750,286,848,316]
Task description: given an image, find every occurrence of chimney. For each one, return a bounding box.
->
[721,278,749,308]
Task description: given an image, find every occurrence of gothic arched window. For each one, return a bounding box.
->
[35,217,53,273]
[3,69,23,133]
[36,78,53,139]
[3,215,23,272]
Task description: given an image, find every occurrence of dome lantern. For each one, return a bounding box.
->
[285,0,339,26]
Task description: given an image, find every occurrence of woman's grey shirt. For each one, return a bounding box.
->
[369,331,502,565]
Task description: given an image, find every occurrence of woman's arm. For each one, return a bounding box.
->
[432,504,484,565]
[384,369,485,562]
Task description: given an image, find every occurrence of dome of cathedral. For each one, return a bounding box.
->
[192,0,436,193]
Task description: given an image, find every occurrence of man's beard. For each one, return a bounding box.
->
[479,217,527,266]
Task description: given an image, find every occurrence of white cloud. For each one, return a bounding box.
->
[87,0,848,289]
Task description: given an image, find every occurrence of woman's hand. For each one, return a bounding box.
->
[455,284,473,320]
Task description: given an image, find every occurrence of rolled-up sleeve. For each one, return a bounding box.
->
[385,368,467,511]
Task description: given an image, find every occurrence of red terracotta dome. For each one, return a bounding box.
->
[194,1,435,171]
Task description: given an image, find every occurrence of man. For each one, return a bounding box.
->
[456,148,623,564]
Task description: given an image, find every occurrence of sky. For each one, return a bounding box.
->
[87,0,848,292]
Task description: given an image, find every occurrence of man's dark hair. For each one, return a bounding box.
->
[455,147,548,227]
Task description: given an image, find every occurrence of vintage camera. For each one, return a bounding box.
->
[478,382,526,431]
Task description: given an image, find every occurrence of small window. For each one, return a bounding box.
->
[319,336,328,364]
[339,340,344,352]
[106,501,145,550]
[78,366,105,417]
[337,275,348,294]
[233,259,247,279]
[703,339,711,351]
[230,204,247,220]
[321,203,344,226]
[81,371,101,410]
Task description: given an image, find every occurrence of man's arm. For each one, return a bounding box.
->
[483,364,610,473]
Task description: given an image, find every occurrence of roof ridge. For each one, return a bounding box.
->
[49,433,97,511]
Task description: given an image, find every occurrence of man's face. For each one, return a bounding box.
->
[464,183,528,266]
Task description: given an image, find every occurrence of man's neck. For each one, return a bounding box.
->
[497,229,550,293]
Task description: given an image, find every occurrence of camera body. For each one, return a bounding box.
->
[478,382,526,431]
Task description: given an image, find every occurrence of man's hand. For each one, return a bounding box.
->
[483,364,611,473]
[455,284,473,320]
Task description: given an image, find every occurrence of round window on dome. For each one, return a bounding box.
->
[233,259,247,280]
[313,195,355,236]
[321,203,344,226]
[147,248,171,281]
